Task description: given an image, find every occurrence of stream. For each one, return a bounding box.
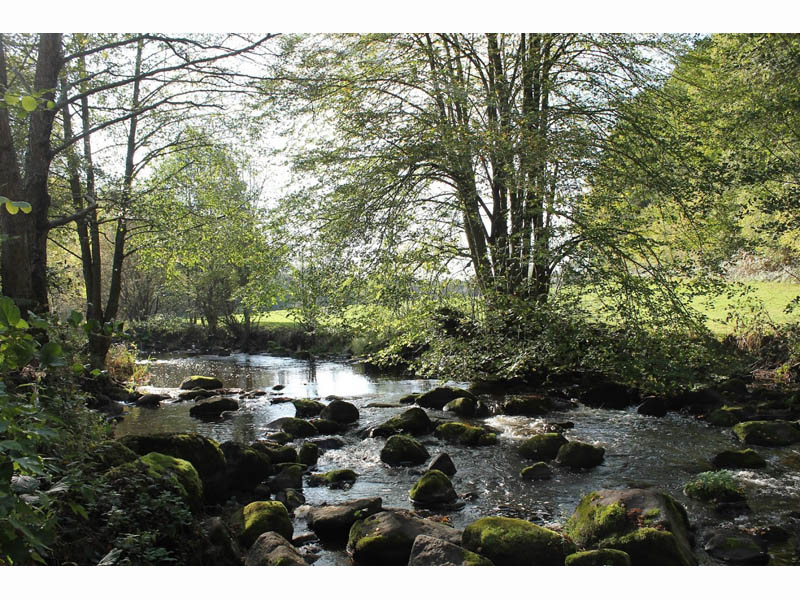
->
[116,352,800,565]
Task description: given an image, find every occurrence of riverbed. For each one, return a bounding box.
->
[117,352,800,565]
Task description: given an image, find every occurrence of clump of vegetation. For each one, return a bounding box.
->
[683,471,747,504]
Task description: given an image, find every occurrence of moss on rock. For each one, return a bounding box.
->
[140,452,204,511]
[298,442,318,466]
[462,516,576,566]
[308,469,358,488]
[556,441,605,469]
[521,462,553,481]
[88,440,138,471]
[292,399,326,418]
[380,434,430,466]
[179,375,224,390]
[375,407,433,437]
[409,469,458,506]
[598,527,690,566]
[502,395,552,416]
[235,501,293,548]
[565,548,631,566]
[434,422,497,446]
[711,448,766,470]
[518,433,567,461]
[280,418,319,438]
[444,397,489,418]
[733,420,800,446]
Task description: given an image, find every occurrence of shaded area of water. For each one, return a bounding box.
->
[118,353,800,565]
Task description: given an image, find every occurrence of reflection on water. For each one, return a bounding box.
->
[119,353,800,564]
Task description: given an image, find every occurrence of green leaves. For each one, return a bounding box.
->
[20,96,38,112]
[0,296,28,330]
[38,342,66,368]
[1,197,32,215]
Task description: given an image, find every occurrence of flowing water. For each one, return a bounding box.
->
[117,353,800,565]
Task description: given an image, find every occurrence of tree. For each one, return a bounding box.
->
[0,33,276,322]
[269,34,684,312]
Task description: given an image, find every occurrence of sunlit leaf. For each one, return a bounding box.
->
[20,96,38,112]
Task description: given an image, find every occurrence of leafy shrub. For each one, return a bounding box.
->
[683,470,746,504]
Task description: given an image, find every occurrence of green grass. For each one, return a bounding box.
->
[691,281,800,337]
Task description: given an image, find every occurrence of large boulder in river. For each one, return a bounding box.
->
[306,497,384,544]
[563,489,696,565]
[252,442,298,465]
[233,500,294,548]
[409,470,458,507]
[280,418,319,438]
[220,441,272,492]
[462,516,576,566]
[245,531,308,566]
[308,469,358,489]
[408,535,493,566]
[518,433,568,461]
[444,396,489,418]
[434,422,497,446]
[189,396,239,419]
[179,375,224,391]
[703,529,768,565]
[416,386,477,410]
[373,407,433,437]
[502,394,553,416]
[733,420,800,446]
[556,441,605,469]
[119,432,227,502]
[347,509,462,565]
[139,452,204,512]
[380,434,430,466]
[711,448,766,470]
[427,453,457,477]
[319,399,360,424]
[292,399,326,418]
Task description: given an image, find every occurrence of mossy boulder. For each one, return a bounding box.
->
[280,418,319,438]
[234,501,293,548]
[135,392,167,408]
[711,448,766,470]
[706,407,744,426]
[427,453,457,477]
[683,470,746,504]
[565,548,631,566]
[308,469,358,489]
[306,497,383,544]
[733,420,800,446]
[556,441,605,469]
[462,516,576,565]
[373,407,433,437]
[265,431,294,444]
[416,386,477,410]
[179,375,224,391]
[347,509,462,565]
[298,442,318,467]
[518,433,568,461]
[189,396,239,419]
[245,531,308,566]
[319,398,360,424]
[409,470,458,507]
[521,462,552,481]
[118,432,227,502]
[267,463,305,492]
[444,396,489,418]
[220,441,272,492]
[252,442,298,465]
[380,434,430,466]
[434,422,497,446]
[178,388,217,401]
[88,440,138,471]
[139,452,204,512]
[703,529,768,565]
[292,399,326,418]
[502,395,552,416]
[563,489,696,565]
[408,534,493,566]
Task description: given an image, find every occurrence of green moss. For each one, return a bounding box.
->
[179,375,223,390]
[237,501,293,548]
[409,469,457,505]
[380,434,430,465]
[89,440,138,471]
[434,422,497,446]
[308,468,358,488]
[140,452,204,510]
[518,433,567,461]
[298,442,318,466]
[712,448,766,469]
[733,420,800,446]
[379,407,433,436]
[462,516,576,566]
[253,442,298,464]
[564,494,629,548]
[461,549,494,566]
[521,462,552,480]
[292,399,325,418]
[565,548,632,566]
[265,432,294,444]
[599,527,691,566]
[280,418,319,438]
